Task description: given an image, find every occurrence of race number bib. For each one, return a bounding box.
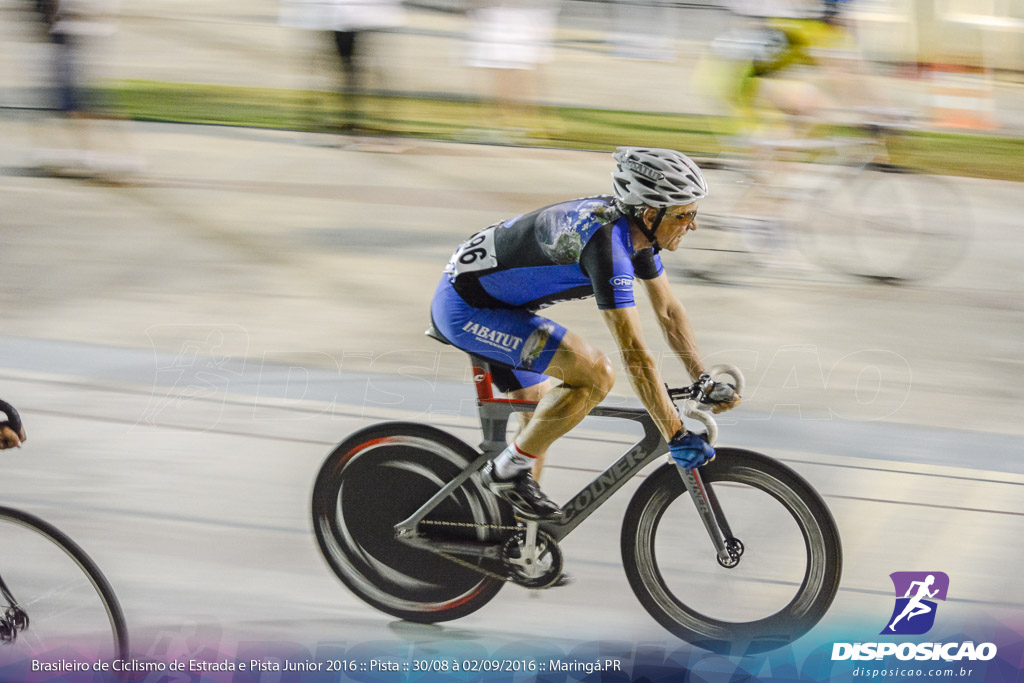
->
[445,226,499,279]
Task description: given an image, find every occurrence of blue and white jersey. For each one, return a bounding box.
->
[444,196,663,311]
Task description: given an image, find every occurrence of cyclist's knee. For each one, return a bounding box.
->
[553,351,613,401]
[590,356,615,399]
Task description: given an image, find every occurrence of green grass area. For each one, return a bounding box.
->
[104,80,1023,182]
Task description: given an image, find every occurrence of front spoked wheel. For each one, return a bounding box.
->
[313,422,514,623]
[622,449,842,655]
[0,507,128,665]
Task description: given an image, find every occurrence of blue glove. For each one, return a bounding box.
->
[669,431,715,469]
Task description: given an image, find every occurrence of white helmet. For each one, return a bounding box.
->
[612,147,708,207]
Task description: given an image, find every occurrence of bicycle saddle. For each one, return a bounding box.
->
[424,324,453,346]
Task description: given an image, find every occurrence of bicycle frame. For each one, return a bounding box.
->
[394,360,737,563]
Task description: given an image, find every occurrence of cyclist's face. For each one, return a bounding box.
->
[646,203,699,251]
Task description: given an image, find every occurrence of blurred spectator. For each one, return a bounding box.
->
[463,0,560,143]
[280,0,405,144]
[29,0,144,178]
[609,0,676,61]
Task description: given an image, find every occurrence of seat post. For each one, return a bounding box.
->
[471,359,512,457]
[426,325,508,455]
[471,361,494,401]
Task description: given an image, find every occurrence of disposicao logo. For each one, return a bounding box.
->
[831,571,997,662]
[882,571,949,635]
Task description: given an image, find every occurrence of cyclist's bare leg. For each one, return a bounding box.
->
[510,331,615,474]
[505,379,553,478]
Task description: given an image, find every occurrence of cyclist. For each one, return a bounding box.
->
[702,0,860,139]
[0,402,27,450]
[431,147,740,519]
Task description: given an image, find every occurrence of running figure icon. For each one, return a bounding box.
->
[889,575,938,631]
[882,571,949,635]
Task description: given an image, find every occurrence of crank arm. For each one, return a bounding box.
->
[521,521,538,563]
[677,466,738,566]
[507,521,544,579]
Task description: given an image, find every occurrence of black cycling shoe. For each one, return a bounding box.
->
[481,462,562,520]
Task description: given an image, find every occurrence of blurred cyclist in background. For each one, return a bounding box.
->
[692,0,876,265]
[699,0,864,140]
[430,148,740,520]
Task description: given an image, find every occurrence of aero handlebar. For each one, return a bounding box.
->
[668,364,745,446]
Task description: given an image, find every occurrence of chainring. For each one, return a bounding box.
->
[502,528,564,589]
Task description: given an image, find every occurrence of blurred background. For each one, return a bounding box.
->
[0,0,1021,670]
[2,0,1024,162]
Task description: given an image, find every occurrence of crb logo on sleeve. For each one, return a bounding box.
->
[609,275,634,291]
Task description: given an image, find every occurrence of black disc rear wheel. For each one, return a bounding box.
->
[313,422,512,623]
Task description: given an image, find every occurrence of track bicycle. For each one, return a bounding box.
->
[677,112,971,285]
[0,400,129,664]
[312,332,842,655]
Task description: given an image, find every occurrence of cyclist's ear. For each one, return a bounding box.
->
[641,207,658,227]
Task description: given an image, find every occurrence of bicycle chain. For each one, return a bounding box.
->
[420,519,521,532]
[419,519,524,583]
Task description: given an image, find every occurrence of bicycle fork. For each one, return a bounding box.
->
[676,467,744,568]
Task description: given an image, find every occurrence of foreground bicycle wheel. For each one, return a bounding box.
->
[0,507,128,664]
[313,422,513,623]
[622,449,841,655]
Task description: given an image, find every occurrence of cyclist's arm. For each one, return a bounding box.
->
[601,306,683,441]
[640,273,706,380]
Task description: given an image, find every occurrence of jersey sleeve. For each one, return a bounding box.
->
[632,248,664,280]
[579,225,637,310]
